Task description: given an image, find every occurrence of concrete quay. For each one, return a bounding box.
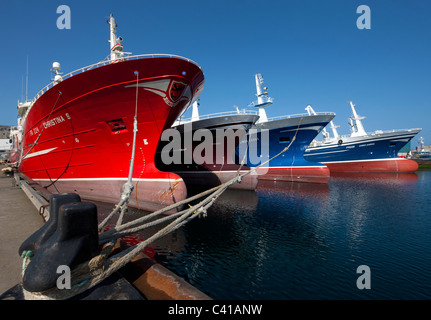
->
[0,164,211,300]
[0,168,45,294]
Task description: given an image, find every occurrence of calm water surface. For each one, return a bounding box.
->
[103,169,431,300]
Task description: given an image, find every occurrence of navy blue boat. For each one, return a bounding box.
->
[235,74,335,183]
[304,102,421,172]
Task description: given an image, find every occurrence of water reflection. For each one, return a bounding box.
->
[330,172,418,184]
[328,171,419,246]
[94,200,187,259]
[91,170,431,299]
[209,188,259,213]
[256,179,330,201]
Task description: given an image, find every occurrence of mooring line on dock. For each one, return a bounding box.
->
[20,131,296,300]
[19,115,302,300]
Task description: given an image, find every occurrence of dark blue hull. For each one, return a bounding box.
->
[304,129,421,172]
[304,129,420,163]
[235,114,335,183]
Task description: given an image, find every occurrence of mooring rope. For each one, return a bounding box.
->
[22,131,297,300]
[21,77,302,299]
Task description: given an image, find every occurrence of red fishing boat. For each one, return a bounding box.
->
[10,14,205,212]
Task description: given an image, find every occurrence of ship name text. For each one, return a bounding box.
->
[29,113,71,136]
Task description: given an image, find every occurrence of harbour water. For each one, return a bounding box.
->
[100,169,431,300]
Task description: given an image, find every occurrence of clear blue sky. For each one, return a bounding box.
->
[1,0,430,148]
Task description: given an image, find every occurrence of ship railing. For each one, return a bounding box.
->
[266,112,336,121]
[367,128,422,135]
[175,109,259,125]
[334,128,422,139]
[26,54,202,113]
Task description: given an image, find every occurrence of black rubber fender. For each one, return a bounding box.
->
[18,193,81,256]
[22,201,99,293]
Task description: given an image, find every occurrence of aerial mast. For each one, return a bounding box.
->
[191,100,200,122]
[107,13,124,62]
[348,101,367,137]
[250,73,273,123]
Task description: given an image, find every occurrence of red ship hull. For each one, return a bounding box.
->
[323,158,419,173]
[16,57,204,212]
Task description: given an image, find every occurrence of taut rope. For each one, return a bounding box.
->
[22,77,302,299]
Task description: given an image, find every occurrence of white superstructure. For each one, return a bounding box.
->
[249,73,273,123]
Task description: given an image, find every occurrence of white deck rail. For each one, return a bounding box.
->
[175,109,259,124]
[23,54,202,119]
[266,112,335,122]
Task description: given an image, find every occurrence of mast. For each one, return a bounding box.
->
[419,137,425,151]
[51,62,63,84]
[348,101,367,137]
[329,120,340,140]
[107,13,124,62]
[250,73,273,123]
[25,56,28,102]
[17,57,32,118]
[191,100,200,122]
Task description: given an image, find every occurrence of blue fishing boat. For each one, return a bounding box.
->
[412,137,431,159]
[303,102,421,172]
[236,74,336,183]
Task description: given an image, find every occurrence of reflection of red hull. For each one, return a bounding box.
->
[324,158,419,173]
[255,166,330,184]
[257,179,330,192]
[329,171,418,183]
[17,57,204,211]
